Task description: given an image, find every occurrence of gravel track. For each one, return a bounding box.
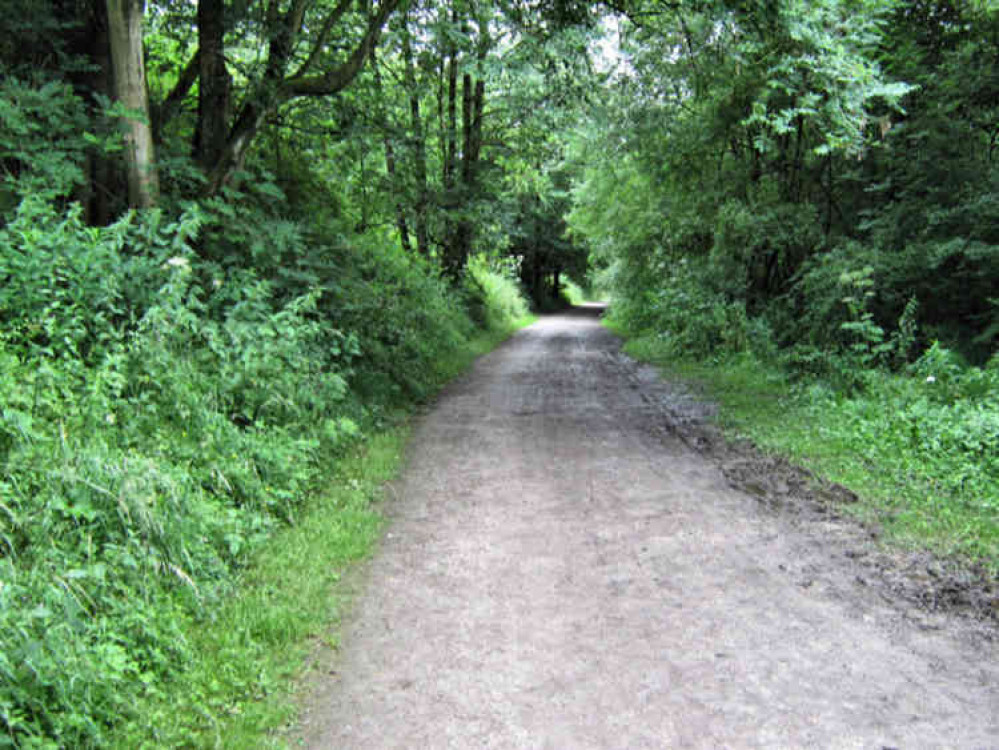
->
[297,305,997,749]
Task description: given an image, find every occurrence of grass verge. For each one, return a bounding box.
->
[109,430,398,749]
[617,330,998,577]
[109,317,533,749]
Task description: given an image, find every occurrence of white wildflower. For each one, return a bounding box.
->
[163,256,191,270]
[925,375,936,383]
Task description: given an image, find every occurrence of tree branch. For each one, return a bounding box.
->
[286,0,401,97]
[288,0,354,80]
[153,48,200,140]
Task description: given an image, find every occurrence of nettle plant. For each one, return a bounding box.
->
[838,267,919,373]
[838,266,889,366]
[0,195,369,747]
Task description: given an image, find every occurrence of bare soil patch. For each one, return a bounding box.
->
[615,336,998,634]
[296,305,997,749]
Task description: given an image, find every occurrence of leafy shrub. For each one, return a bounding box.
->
[798,360,999,556]
[788,239,870,348]
[0,198,201,366]
[609,257,765,360]
[782,247,924,389]
[559,277,588,306]
[317,230,474,405]
[466,254,531,331]
[710,200,822,304]
[0,77,89,206]
[1,190,516,747]
[0,201,327,746]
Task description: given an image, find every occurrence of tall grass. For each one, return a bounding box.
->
[0,198,533,749]
[466,255,532,330]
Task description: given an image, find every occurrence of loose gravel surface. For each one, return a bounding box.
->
[297,305,997,749]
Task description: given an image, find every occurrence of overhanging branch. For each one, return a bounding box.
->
[285,0,401,97]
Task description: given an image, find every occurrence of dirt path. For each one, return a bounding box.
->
[297,306,997,749]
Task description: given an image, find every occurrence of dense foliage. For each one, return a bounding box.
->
[567,0,997,561]
[0,194,532,747]
[572,0,998,358]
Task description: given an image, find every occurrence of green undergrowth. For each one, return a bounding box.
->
[615,326,999,576]
[110,428,400,748]
[561,278,588,306]
[108,319,529,750]
[0,195,533,749]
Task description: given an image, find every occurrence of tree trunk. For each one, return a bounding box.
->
[447,7,490,276]
[106,0,158,208]
[196,0,229,169]
[88,16,115,225]
[470,79,485,165]
[69,0,115,224]
[371,46,413,253]
[154,49,200,143]
[443,46,458,191]
[384,136,413,253]
[441,22,461,276]
[451,72,477,273]
[461,72,473,184]
[452,54,486,273]
[402,14,429,256]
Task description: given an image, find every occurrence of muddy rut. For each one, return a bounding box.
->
[298,305,997,749]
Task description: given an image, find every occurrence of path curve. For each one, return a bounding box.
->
[298,306,997,749]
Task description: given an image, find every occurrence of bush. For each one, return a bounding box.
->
[710,200,822,304]
[560,277,588,306]
[608,257,766,360]
[0,194,519,748]
[466,254,531,331]
[796,355,999,558]
[0,76,90,207]
[315,229,475,405]
[0,199,365,747]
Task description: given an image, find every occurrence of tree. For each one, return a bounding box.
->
[401,9,431,256]
[447,0,490,276]
[106,0,158,207]
[207,0,401,193]
[195,0,229,169]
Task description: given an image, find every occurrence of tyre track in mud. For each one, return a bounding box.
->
[297,305,997,749]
